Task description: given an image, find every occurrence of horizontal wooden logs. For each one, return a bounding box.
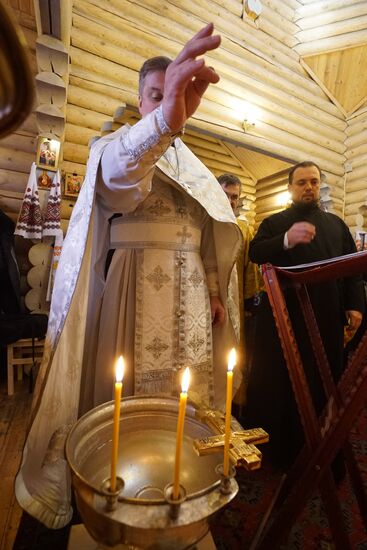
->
[72,56,345,141]
[18,113,38,136]
[345,175,367,193]
[295,3,367,29]
[261,0,295,21]
[65,123,98,146]
[199,100,345,165]
[297,14,367,43]
[296,29,367,56]
[111,0,303,70]
[192,118,345,176]
[344,201,367,216]
[211,0,242,17]
[0,168,29,190]
[256,4,299,49]
[282,0,301,10]
[345,129,367,149]
[296,0,354,17]
[343,167,367,186]
[66,104,106,131]
[0,134,37,154]
[0,147,34,173]
[60,199,75,220]
[345,115,367,142]
[62,142,89,165]
[71,4,342,119]
[61,160,87,176]
[67,83,123,116]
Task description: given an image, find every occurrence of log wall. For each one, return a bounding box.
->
[3,0,367,238]
[294,0,367,237]
[345,105,367,235]
[294,0,367,56]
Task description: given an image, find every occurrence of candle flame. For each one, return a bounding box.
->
[181,367,190,393]
[115,356,125,383]
[228,348,236,372]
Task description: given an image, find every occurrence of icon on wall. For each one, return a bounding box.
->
[37,170,52,189]
[63,172,84,197]
[36,137,60,172]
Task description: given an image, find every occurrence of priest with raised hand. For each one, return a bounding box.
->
[16,24,242,529]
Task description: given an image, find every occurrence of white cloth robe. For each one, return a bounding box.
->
[15,105,242,529]
[94,176,222,406]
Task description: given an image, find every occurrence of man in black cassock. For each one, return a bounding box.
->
[244,161,365,470]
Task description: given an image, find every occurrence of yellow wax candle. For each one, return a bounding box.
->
[172,367,190,500]
[223,348,236,477]
[110,356,124,492]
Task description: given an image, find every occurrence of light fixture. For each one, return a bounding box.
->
[243,119,256,132]
[277,191,291,208]
[244,0,262,22]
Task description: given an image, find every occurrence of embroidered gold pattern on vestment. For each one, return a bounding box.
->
[146,265,171,291]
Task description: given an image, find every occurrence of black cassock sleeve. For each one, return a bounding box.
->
[249,215,290,266]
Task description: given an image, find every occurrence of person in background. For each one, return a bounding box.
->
[245,160,365,471]
[218,173,261,414]
[0,209,20,314]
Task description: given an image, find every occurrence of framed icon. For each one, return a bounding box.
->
[37,170,52,189]
[36,137,60,171]
[64,172,83,197]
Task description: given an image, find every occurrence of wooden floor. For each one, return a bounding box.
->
[0,376,32,550]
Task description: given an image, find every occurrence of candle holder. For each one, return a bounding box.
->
[164,483,187,519]
[66,396,239,550]
[216,463,236,495]
[100,476,125,511]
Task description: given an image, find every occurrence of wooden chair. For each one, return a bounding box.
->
[253,251,367,550]
[7,338,45,395]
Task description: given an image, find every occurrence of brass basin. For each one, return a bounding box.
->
[66,395,238,549]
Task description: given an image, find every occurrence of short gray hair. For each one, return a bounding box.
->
[139,56,172,95]
[217,173,241,188]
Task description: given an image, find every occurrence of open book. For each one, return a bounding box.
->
[278,250,367,271]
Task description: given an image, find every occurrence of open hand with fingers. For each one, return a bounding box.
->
[162,23,221,133]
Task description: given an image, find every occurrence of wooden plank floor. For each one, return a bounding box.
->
[0,376,32,550]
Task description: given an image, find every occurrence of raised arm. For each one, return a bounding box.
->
[162,23,220,132]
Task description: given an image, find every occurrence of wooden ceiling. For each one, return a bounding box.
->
[295,2,367,117]
[302,46,367,117]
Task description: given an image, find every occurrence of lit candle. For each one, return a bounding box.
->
[223,348,236,477]
[172,367,191,500]
[110,356,124,492]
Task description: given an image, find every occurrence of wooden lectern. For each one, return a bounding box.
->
[254,251,367,550]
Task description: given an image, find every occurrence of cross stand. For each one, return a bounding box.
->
[253,251,367,550]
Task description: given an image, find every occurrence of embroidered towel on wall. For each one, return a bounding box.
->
[43,171,61,236]
[15,162,43,239]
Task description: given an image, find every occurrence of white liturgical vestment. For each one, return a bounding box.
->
[15,105,242,528]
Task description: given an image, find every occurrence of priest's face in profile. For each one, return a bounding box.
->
[138,70,165,117]
[288,165,321,206]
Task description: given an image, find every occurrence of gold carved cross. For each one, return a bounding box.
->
[193,408,269,471]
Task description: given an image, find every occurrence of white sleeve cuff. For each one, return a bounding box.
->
[284,232,289,249]
[284,232,295,249]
